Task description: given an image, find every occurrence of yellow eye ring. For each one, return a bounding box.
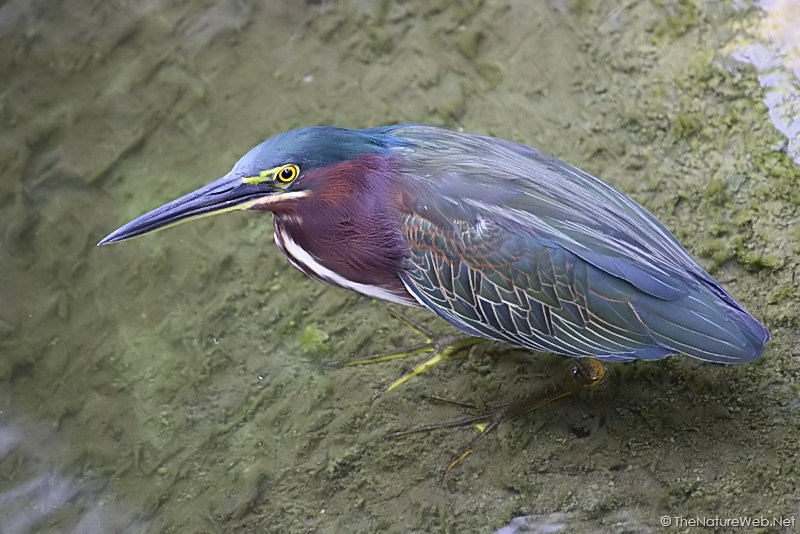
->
[276,164,299,183]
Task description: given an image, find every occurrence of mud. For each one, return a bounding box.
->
[0,1,798,532]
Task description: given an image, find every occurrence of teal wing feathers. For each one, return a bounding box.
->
[382,125,769,363]
[400,215,673,361]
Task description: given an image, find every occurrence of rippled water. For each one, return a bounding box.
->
[1,1,798,532]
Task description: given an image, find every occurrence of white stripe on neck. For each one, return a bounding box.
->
[275,227,419,307]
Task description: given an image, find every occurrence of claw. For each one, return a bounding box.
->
[385,357,608,475]
[328,308,612,475]
[325,308,486,400]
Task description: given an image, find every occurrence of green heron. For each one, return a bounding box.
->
[99,124,770,469]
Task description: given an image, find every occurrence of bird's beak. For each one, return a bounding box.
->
[97,173,273,246]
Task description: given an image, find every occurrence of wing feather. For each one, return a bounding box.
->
[384,125,768,362]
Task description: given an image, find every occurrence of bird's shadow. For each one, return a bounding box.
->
[371,342,773,473]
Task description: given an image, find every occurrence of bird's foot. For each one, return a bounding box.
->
[386,356,607,477]
[325,308,486,401]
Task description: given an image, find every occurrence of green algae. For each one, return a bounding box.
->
[0,1,798,533]
[767,285,797,306]
[702,177,730,205]
[299,324,331,355]
[650,0,701,40]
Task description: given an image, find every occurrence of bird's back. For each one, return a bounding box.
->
[371,124,769,363]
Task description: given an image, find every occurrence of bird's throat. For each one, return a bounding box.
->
[273,220,419,307]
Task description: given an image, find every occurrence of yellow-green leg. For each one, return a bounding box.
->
[386,356,607,476]
[326,308,486,400]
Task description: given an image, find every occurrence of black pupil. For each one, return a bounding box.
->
[281,167,294,180]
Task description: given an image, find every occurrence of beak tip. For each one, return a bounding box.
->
[97,233,118,246]
[95,172,250,248]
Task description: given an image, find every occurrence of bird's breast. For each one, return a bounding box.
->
[273,222,420,307]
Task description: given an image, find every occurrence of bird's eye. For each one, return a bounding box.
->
[277,164,299,183]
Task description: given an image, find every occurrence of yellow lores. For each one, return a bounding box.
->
[242,164,299,185]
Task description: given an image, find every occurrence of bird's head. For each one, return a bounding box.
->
[98,126,406,245]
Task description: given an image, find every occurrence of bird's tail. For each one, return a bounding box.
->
[634,277,769,364]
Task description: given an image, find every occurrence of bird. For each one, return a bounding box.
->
[99,124,770,469]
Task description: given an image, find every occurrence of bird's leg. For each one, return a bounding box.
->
[386,356,607,476]
[326,308,486,401]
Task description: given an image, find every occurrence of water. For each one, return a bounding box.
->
[1,1,798,532]
[727,0,800,164]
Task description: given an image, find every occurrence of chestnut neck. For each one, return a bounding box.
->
[269,154,412,299]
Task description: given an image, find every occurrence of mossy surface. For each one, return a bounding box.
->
[0,1,797,533]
